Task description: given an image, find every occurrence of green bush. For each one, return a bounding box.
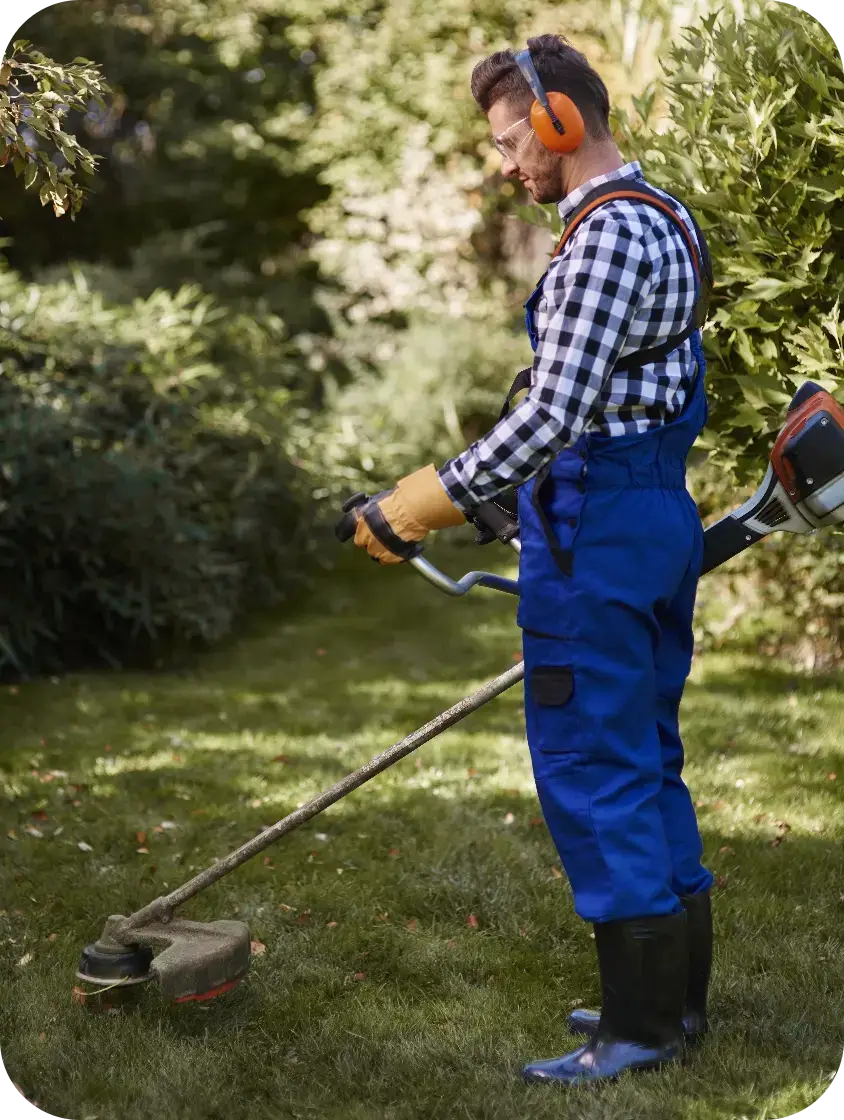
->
[0,260,308,676]
[615,2,844,476]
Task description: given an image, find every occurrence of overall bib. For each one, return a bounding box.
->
[518,260,714,925]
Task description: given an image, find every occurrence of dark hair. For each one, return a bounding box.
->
[471,34,611,142]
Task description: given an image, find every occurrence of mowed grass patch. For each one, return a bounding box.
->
[1,541,843,1120]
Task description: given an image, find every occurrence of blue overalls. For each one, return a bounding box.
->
[518,275,714,925]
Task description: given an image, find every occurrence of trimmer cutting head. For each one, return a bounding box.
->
[77,915,251,1002]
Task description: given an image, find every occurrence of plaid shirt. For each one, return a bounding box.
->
[438,162,702,511]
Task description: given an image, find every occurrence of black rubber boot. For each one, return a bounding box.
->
[566,890,712,1044]
[522,912,687,1086]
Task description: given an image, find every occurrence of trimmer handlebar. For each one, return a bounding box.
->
[334,490,520,597]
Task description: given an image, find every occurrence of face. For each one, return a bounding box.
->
[488,100,563,204]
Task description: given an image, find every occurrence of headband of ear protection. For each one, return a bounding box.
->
[514,47,585,154]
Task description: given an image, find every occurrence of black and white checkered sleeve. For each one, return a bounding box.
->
[437,216,655,510]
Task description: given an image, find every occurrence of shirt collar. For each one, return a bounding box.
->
[557,161,644,223]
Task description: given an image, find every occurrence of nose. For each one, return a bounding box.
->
[500,155,519,178]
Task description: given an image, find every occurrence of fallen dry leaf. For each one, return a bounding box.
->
[278,903,295,912]
[466,767,479,778]
[719,846,735,855]
[25,826,43,839]
[550,866,563,879]
[38,1032,46,1042]
[250,940,267,956]
[466,913,479,929]
[828,773,837,781]
[316,648,326,657]
[375,912,389,922]
[18,953,33,967]
[48,933,57,942]
[353,971,367,981]
[530,816,544,827]
[503,813,515,825]
[71,986,88,1005]
[136,847,149,855]
[326,921,338,929]
[388,848,400,857]
[77,841,93,852]
[153,825,165,834]
[71,800,82,809]
[171,754,182,763]
[250,799,262,809]
[406,919,418,932]
[715,875,728,889]
[272,754,291,764]
[263,857,274,867]
[31,811,49,822]
[519,926,528,938]
[712,800,727,811]
[512,652,522,662]
[104,745,112,753]
[296,910,311,924]
[7,829,16,840]
[136,831,147,845]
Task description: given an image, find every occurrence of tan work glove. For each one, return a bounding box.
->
[351,465,465,564]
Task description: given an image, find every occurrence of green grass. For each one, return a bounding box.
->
[2,540,843,1120]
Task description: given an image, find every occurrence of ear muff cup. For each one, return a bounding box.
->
[530,92,585,153]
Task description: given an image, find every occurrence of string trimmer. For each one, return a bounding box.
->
[76,379,844,1002]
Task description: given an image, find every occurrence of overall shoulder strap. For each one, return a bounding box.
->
[554,180,711,285]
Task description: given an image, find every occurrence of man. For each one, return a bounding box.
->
[343,34,714,1087]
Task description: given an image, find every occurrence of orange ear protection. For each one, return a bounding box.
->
[514,47,585,154]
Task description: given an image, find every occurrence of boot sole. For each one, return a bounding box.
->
[522,1054,684,1087]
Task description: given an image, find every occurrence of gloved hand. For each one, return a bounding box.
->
[348,465,465,564]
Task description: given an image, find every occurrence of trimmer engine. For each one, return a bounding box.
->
[702,381,844,573]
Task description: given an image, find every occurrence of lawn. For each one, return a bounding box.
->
[2,539,843,1120]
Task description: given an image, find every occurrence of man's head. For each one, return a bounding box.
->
[471,34,614,204]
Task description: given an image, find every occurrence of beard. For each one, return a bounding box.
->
[528,177,564,205]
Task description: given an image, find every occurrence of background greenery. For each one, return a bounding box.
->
[0,0,842,670]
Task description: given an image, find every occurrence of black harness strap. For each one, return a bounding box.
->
[498,366,533,423]
[530,461,574,576]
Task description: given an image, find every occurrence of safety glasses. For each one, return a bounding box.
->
[492,115,534,159]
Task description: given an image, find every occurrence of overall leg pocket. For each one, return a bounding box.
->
[523,633,586,755]
[530,665,574,707]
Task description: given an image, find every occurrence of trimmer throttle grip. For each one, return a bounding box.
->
[470,496,520,546]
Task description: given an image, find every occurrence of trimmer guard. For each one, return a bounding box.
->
[89,915,251,1001]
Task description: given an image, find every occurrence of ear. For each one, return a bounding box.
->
[530,94,585,153]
